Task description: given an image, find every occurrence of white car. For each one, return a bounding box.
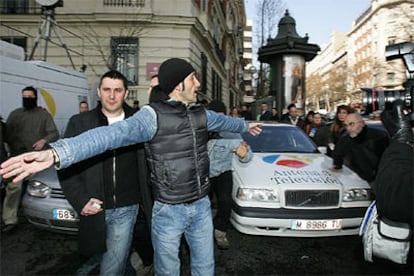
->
[231,123,374,237]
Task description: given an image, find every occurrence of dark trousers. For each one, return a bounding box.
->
[131,206,154,266]
[210,170,233,231]
[133,219,153,266]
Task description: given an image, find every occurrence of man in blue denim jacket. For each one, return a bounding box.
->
[1,58,262,276]
[207,100,252,250]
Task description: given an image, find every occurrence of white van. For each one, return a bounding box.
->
[0,40,90,135]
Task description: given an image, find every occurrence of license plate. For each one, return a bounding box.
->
[292,219,342,230]
[53,208,76,221]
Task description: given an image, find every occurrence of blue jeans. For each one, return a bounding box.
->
[151,196,214,276]
[75,204,139,276]
[101,204,139,275]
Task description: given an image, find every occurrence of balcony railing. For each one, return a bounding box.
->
[103,0,145,7]
[1,0,146,14]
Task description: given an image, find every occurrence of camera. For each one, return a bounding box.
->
[361,42,414,121]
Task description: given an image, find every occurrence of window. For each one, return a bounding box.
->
[1,0,29,14]
[127,88,137,101]
[386,72,395,82]
[1,37,27,57]
[211,69,222,101]
[111,37,138,85]
[230,93,234,110]
[200,52,207,93]
[1,36,27,49]
[388,36,396,45]
[0,0,43,14]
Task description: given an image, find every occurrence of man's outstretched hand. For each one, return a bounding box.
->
[248,122,263,136]
[0,150,54,183]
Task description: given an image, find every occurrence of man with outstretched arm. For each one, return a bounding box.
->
[1,58,262,276]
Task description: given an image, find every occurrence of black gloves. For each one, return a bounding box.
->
[381,99,413,144]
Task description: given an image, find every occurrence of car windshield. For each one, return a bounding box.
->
[242,125,318,153]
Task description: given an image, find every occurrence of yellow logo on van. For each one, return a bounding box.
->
[39,88,56,117]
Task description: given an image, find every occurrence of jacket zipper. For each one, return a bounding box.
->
[188,111,202,195]
[112,150,116,208]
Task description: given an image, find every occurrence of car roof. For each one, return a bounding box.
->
[250,121,298,128]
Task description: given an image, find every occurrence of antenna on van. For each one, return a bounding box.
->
[29,0,75,70]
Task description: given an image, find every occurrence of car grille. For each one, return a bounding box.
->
[26,215,47,225]
[50,188,66,199]
[285,190,339,207]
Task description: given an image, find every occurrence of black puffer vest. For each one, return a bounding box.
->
[145,101,210,204]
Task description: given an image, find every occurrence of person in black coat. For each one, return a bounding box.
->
[330,113,389,185]
[375,100,413,225]
[373,100,413,272]
[280,103,305,129]
[271,107,280,121]
[58,71,152,275]
[307,112,330,147]
[240,104,253,120]
[259,103,272,121]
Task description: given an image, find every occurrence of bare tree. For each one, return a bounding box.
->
[254,0,285,47]
[306,73,323,110]
[306,1,413,111]
[71,19,146,76]
[249,0,285,98]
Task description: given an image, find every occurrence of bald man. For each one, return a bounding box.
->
[330,113,389,186]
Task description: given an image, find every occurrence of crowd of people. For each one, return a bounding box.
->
[0,57,412,275]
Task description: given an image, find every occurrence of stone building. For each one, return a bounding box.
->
[0,0,246,108]
[242,19,253,97]
[306,0,413,113]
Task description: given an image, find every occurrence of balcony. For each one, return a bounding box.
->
[0,0,146,14]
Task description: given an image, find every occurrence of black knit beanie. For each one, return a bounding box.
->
[208,100,226,114]
[158,58,195,95]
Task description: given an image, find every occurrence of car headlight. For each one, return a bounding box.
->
[236,188,279,202]
[343,188,373,202]
[26,180,51,198]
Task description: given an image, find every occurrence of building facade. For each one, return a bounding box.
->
[242,19,254,101]
[0,0,246,109]
[306,0,413,113]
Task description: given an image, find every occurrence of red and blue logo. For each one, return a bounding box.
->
[262,155,312,169]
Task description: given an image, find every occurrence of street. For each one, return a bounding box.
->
[1,214,412,275]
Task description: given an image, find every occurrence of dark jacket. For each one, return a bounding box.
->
[375,142,414,226]
[281,115,305,129]
[0,119,7,163]
[260,110,272,121]
[332,125,389,182]
[145,101,209,204]
[307,122,330,147]
[58,103,150,256]
[6,107,59,155]
[240,110,253,120]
